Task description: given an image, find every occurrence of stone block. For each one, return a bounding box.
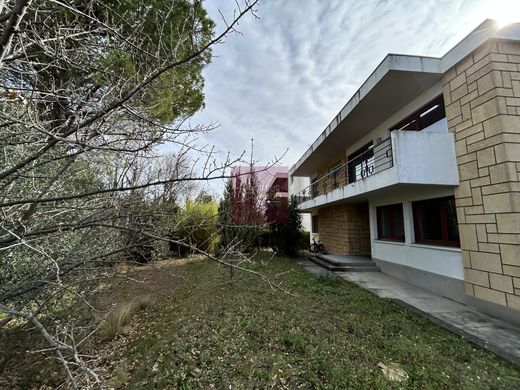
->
[497,213,520,234]
[462,250,471,267]
[465,268,490,287]
[476,147,496,167]
[450,72,467,91]
[498,41,520,55]
[501,244,520,266]
[461,89,479,106]
[465,214,495,224]
[464,282,475,296]
[488,233,520,244]
[474,285,507,306]
[470,251,503,273]
[479,242,500,253]
[471,97,508,124]
[505,143,520,162]
[459,161,479,180]
[506,293,520,310]
[477,70,503,95]
[459,224,478,250]
[507,97,520,106]
[489,273,514,293]
[452,84,469,102]
[455,139,467,156]
[486,223,498,233]
[504,265,520,277]
[482,182,513,196]
[483,193,515,213]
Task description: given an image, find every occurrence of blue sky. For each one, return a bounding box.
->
[175,0,518,193]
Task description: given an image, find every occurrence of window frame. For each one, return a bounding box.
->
[390,95,446,132]
[412,196,460,247]
[376,203,405,242]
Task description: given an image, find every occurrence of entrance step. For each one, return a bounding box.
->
[309,254,380,272]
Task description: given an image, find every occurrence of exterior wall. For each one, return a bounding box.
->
[312,153,346,197]
[289,176,312,233]
[442,39,520,311]
[317,203,370,256]
[369,186,464,301]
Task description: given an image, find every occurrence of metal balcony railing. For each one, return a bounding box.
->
[294,136,393,205]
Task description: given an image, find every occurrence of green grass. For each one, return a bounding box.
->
[109,253,520,389]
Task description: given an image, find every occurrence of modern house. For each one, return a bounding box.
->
[289,20,520,325]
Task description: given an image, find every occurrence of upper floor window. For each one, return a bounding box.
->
[412,196,460,247]
[391,95,445,132]
[347,141,374,184]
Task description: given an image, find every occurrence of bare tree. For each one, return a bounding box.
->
[0,1,287,387]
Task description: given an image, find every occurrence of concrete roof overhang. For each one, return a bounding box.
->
[290,54,442,177]
[290,20,520,178]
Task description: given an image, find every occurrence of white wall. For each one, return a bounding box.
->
[289,176,312,232]
[368,187,463,280]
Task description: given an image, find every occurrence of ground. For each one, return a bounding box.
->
[2,252,520,388]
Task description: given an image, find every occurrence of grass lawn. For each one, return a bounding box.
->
[103,252,520,389]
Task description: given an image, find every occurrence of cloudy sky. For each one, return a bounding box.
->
[178,0,518,192]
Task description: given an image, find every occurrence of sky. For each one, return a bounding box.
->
[172,0,519,195]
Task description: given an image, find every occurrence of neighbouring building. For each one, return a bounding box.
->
[289,20,520,325]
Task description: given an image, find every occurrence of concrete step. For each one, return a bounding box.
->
[309,256,380,272]
[315,254,375,267]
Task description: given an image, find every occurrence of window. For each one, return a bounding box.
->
[391,96,446,132]
[347,142,374,183]
[312,215,319,233]
[376,204,405,242]
[413,196,460,247]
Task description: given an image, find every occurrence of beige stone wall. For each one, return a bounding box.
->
[317,203,370,256]
[313,153,346,197]
[442,39,520,310]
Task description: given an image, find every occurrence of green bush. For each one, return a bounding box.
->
[172,200,219,255]
[300,230,310,250]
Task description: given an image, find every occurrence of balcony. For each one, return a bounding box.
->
[294,129,459,211]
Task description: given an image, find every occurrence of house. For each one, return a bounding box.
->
[289,20,520,325]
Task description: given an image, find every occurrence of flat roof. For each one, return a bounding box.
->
[289,19,520,177]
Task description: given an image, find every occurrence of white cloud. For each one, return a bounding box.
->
[163,0,510,193]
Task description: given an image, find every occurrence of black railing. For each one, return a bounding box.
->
[295,137,393,205]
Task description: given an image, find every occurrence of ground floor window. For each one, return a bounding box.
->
[376,203,405,242]
[412,196,460,247]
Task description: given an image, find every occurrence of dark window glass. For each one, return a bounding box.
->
[347,142,374,184]
[392,95,446,132]
[413,196,460,247]
[377,204,405,242]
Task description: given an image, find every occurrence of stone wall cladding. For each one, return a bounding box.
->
[317,203,370,256]
[442,39,520,310]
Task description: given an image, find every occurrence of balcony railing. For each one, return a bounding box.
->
[295,136,393,205]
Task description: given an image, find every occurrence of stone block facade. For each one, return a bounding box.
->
[442,39,520,310]
[317,203,370,256]
[312,153,347,197]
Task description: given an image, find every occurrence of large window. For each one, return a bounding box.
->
[391,96,445,131]
[413,196,460,247]
[376,204,405,242]
[347,142,374,184]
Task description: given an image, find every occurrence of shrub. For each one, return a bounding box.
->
[300,230,310,250]
[171,199,219,255]
[102,303,133,341]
